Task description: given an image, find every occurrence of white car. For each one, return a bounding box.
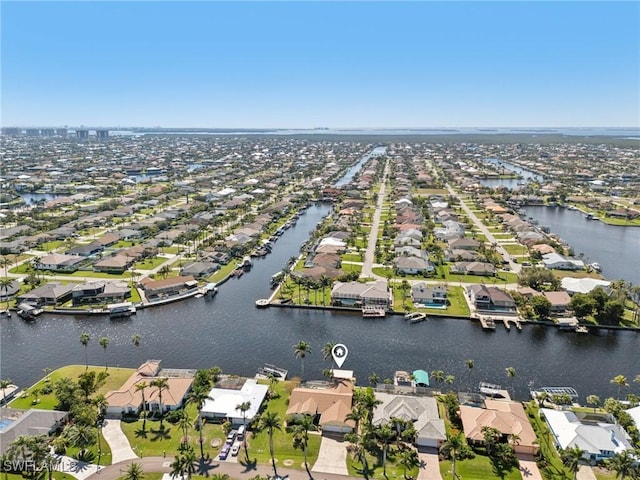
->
[231,444,240,457]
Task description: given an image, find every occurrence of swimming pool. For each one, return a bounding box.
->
[0,419,14,431]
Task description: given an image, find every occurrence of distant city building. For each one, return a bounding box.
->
[40,128,55,136]
[76,129,89,139]
[55,128,67,137]
[96,129,109,139]
[26,129,40,136]
[1,128,21,136]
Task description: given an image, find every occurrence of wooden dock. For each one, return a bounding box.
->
[479,316,496,330]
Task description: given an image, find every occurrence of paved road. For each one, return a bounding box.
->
[361,158,389,279]
[85,456,356,480]
[445,184,522,274]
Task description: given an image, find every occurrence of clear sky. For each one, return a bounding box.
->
[1,1,639,128]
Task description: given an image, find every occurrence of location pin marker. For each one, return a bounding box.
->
[331,343,348,369]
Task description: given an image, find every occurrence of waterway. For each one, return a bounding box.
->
[18,192,61,204]
[477,158,544,189]
[524,206,640,286]
[1,156,639,402]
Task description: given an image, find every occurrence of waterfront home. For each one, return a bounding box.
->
[0,409,69,455]
[411,283,447,306]
[38,253,85,272]
[540,408,633,463]
[105,360,194,418]
[66,241,104,257]
[459,399,538,455]
[561,277,611,295]
[371,392,446,447]
[466,285,517,313]
[71,281,131,306]
[199,378,268,425]
[543,291,572,314]
[139,275,198,300]
[286,378,354,433]
[17,282,74,306]
[542,253,585,271]
[179,261,220,278]
[331,280,391,307]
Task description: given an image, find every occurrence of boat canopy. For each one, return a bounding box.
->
[413,369,430,387]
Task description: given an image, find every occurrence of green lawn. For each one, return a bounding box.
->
[501,244,529,255]
[209,262,238,283]
[120,406,227,459]
[247,380,321,471]
[440,265,519,284]
[134,257,169,270]
[345,444,420,480]
[342,253,363,263]
[39,240,67,251]
[9,365,136,410]
[525,402,571,480]
[593,467,618,480]
[440,454,522,480]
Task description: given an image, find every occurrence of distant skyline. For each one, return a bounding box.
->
[2,1,639,128]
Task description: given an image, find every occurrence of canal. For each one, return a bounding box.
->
[1,152,639,402]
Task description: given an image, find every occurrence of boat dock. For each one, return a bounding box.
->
[362,306,386,318]
[255,364,288,381]
[479,316,496,330]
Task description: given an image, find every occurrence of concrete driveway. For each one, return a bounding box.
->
[417,447,442,480]
[102,419,138,463]
[312,433,349,476]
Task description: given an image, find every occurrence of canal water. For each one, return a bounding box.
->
[524,206,640,286]
[2,151,639,402]
[478,158,544,189]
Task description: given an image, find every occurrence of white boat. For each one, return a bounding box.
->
[108,302,136,319]
[404,312,427,323]
[589,262,601,272]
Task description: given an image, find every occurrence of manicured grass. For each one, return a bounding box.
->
[120,406,227,459]
[440,265,519,284]
[342,253,363,262]
[525,402,571,480]
[247,380,321,471]
[502,244,529,255]
[415,188,449,196]
[9,365,136,410]
[443,286,471,317]
[345,444,420,480]
[593,467,618,480]
[551,270,603,279]
[39,240,67,251]
[65,430,113,465]
[68,270,130,279]
[162,246,181,255]
[209,262,238,283]
[440,454,522,480]
[134,257,168,270]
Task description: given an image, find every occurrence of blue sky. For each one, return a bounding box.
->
[2,1,639,128]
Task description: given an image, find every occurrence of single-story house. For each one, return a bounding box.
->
[93,255,132,274]
[139,276,198,299]
[561,277,611,295]
[105,360,194,418]
[17,282,74,306]
[542,253,585,271]
[451,262,496,276]
[180,261,220,278]
[286,379,354,433]
[66,241,104,257]
[71,281,131,306]
[460,399,538,455]
[394,256,435,275]
[200,379,268,425]
[372,392,446,447]
[0,409,69,455]
[540,408,633,463]
[543,291,572,314]
[38,253,85,272]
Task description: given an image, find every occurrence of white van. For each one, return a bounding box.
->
[237,425,245,440]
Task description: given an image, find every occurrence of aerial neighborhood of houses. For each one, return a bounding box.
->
[1,131,639,479]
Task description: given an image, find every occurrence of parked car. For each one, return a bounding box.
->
[226,430,236,443]
[219,444,230,460]
[231,444,240,457]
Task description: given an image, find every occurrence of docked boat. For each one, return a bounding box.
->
[255,299,270,308]
[256,364,288,380]
[589,262,601,272]
[362,305,386,318]
[238,256,253,269]
[17,303,43,321]
[108,302,136,319]
[404,312,427,323]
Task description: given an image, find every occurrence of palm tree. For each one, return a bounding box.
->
[505,367,516,398]
[158,265,171,279]
[293,340,312,380]
[124,462,144,480]
[170,455,186,480]
[132,333,141,348]
[80,332,91,370]
[258,411,282,478]
[430,370,445,385]
[99,336,110,371]
[441,430,466,480]
[0,378,12,408]
[376,424,395,478]
[65,424,96,460]
[606,450,636,480]
[186,386,213,458]
[368,373,380,387]
[287,414,316,479]
[177,412,192,448]
[0,278,12,302]
[465,359,474,390]
[321,342,336,370]
[345,404,367,434]
[151,377,169,428]
[610,375,629,399]
[235,401,251,458]
[586,394,600,413]
[561,446,585,480]
[135,382,148,431]
[397,447,420,480]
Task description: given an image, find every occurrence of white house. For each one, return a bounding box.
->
[542,253,585,271]
[200,379,268,425]
[411,283,447,305]
[540,408,633,463]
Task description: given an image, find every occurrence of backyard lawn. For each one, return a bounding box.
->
[440,454,522,480]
